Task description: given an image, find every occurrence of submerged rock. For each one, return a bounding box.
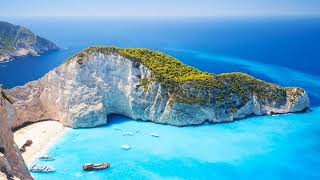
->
[7,46,309,129]
[0,21,59,62]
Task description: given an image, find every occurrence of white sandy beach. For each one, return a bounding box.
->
[14,121,67,165]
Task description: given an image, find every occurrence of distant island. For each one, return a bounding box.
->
[0,21,59,62]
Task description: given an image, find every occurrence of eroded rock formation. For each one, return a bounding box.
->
[7,47,310,128]
[0,89,33,180]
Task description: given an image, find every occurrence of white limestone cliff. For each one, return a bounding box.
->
[6,50,310,129]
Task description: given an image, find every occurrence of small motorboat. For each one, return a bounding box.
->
[150,133,159,137]
[121,144,130,150]
[121,132,134,136]
[30,164,55,173]
[38,155,55,161]
[82,163,110,171]
[126,132,134,136]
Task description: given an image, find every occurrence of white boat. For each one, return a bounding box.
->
[39,155,55,161]
[113,127,121,130]
[126,132,134,136]
[30,164,55,173]
[150,133,159,137]
[121,132,134,136]
[121,144,130,150]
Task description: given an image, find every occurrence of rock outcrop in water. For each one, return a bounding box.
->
[0,21,59,62]
[7,46,309,128]
[0,88,33,180]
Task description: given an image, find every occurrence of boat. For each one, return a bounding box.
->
[121,144,130,150]
[113,127,121,130]
[150,133,159,137]
[30,164,55,173]
[126,132,134,136]
[20,139,33,152]
[82,163,110,171]
[121,132,134,136]
[38,155,55,161]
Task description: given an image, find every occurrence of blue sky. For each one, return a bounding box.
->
[1,0,320,17]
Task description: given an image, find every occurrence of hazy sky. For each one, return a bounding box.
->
[1,0,320,17]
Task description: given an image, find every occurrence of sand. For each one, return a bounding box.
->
[13,121,67,165]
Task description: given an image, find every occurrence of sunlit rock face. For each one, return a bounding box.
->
[7,50,309,128]
[0,89,33,180]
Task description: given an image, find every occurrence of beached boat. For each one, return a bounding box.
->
[82,163,110,171]
[121,144,130,150]
[38,155,55,161]
[30,164,55,173]
[20,139,32,152]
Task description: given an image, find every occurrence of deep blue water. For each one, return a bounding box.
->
[0,17,319,179]
[1,17,319,105]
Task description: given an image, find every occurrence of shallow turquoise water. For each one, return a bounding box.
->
[32,108,320,180]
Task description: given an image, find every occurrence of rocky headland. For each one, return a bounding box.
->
[5,46,310,129]
[0,21,59,62]
[0,46,310,179]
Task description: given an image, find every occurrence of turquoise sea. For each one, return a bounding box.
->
[0,17,319,179]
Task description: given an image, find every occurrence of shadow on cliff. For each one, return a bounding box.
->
[104,114,132,126]
[12,119,59,132]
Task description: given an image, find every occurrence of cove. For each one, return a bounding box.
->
[32,107,320,180]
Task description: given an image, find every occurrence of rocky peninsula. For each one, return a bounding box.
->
[0,21,59,62]
[6,46,310,129]
[0,46,310,179]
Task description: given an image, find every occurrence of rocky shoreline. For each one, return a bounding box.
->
[0,88,33,180]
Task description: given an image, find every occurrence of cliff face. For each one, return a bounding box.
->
[0,21,59,62]
[7,47,310,128]
[0,89,33,180]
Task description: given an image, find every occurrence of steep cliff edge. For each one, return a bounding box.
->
[0,21,59,62]
[7,46,309,128]
[0,88,33,180]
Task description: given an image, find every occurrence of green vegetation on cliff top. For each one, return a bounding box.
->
[66,46,213,84]
[66,46,304,105]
